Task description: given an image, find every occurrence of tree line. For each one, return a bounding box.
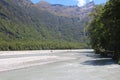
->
[0,40,87,51]
[88,0,120,64]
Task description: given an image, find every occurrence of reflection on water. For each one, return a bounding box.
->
[0,49,120,80]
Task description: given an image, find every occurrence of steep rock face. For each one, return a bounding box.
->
[35,1,95,19]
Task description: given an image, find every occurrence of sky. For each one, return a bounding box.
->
[31,0,107,7]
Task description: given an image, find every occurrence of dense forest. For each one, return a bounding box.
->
[88,0,120,64]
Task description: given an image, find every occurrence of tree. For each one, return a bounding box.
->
[100,0,120,59]
[88,5,104,53]
[88,0,120,63]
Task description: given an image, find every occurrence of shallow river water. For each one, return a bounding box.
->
[0,49,120,80]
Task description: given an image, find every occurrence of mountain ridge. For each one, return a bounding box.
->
[0,0,94,50]
[35,1,95,18]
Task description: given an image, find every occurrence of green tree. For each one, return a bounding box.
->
[88,5,104,53]
[88,0,120,63]
[101,0,120,60]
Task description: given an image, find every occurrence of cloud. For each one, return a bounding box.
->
[89,0,93,2]
[77,0,86,7]
[77,0,93,7]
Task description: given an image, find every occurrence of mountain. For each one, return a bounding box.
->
[12,0,33,6]
[34,1,95,41]
[35,1,95,19]
[0,0,94,50]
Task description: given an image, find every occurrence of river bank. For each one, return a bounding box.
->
[0,49,92,72]
[0,49,120,80]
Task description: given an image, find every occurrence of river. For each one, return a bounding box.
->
[0,49,120,80]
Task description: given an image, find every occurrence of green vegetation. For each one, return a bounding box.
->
[0,41,86,50]
[0,0,91,50]
[88,0,120,63]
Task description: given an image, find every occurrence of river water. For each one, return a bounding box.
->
[0,49,120,80]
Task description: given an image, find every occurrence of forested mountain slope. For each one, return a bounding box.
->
[0,0,94,50]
